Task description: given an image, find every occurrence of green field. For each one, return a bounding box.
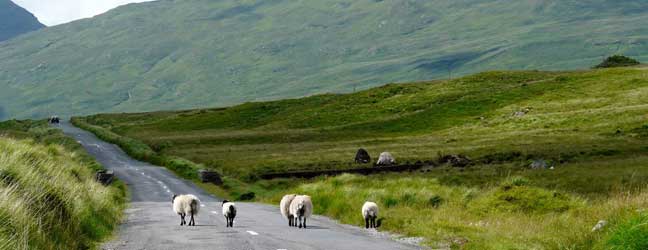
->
[2,0,648,120]
[75,66,648,249]
[0,120,126,249]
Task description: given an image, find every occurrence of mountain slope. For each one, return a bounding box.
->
[1,0,647,120]
[0,0,44,42]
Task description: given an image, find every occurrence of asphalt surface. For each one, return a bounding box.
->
[59,121,424,250]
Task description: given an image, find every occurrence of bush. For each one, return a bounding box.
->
[594,55,640,69]
[428,195,444,208]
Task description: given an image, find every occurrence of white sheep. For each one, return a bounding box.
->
[376,152,395,165]
[362,201,379,229]
[280,194,297,227]
[172,194,201,226]
[222,200,237,227]
[289,195,313,229]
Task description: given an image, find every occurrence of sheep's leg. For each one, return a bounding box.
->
[180,214,185,226]
[365,217,369,229]
[371,217,376,228]
[190,213,195,226]
[303,218,307,229]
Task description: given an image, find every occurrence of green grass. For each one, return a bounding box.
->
[255,173,648,249]
[75,67,648,248]
[0,119,127,249]
[1,0,648,120]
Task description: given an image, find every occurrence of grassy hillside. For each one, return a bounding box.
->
[0,120,126,249]
[0,0,43,42]
[75,66,648,249]
[2,0,647,120]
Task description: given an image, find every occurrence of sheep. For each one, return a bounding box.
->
[280,194,297,227]
[362,201,379,229]
[222,200,237,227]
[172,194,201,226]
[376,152,395,165]
[289,195,313,229]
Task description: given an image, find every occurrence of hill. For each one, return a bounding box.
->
[74,67,648,249]
[0,0,43,42]
[0,119,125,249]
[1,0,647,120]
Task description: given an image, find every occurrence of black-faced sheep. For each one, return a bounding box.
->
[289,195,313,229]
[362,201,379,229]
[280,194,297,227]
[222,200,237,227]
[376,152,395,165]
[172,194,200,226]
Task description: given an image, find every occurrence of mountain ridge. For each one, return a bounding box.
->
[0,0,44,42]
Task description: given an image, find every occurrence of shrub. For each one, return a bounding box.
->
[428,195,444,208]
[594,55,640,69]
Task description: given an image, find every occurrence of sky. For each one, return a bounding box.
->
[12,0,156,26]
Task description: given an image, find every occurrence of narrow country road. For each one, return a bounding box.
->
[59,121,424,250]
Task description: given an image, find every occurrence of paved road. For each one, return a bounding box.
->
[59,121,424,250]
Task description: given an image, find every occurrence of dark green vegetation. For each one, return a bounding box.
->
[0,120,126,249]
[2,0,648,120]
[595,55,642,69]
[0,0,43,42]
[77,66,648,248]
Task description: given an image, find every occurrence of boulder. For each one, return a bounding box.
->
[95,170,114,185]
[376,152,395,166]
[355,148,371,164]
[439,154,471,168]
[530,160,548,169]
[198,169,223,185]
[591,220,607,232]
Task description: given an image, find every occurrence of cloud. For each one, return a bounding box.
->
[12,0,156,26]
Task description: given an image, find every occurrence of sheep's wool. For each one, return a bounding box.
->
[289,195,313,219]
[362,202,379,219]
[280,194,297,219]
[173,194,201,215]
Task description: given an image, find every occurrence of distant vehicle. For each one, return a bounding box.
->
[49,116,60,124]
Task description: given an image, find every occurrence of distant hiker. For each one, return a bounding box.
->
[355,148,371,164]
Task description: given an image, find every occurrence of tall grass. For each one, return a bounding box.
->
[0,138,126,250]
[0,119,126,250]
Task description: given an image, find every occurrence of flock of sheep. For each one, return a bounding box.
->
[171,194,380,229]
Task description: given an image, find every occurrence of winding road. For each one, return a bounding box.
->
[59,121,423,250]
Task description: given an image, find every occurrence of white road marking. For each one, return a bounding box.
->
[211,211,219,214]
[246,231,259,236]
[200,204,205,207]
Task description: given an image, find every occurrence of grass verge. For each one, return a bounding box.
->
[0,119,127,249]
